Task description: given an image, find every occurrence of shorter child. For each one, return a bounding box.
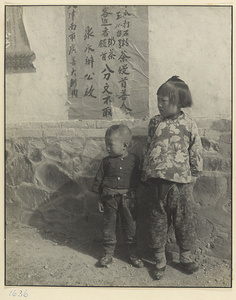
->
[92,124,144,268]
[142,76,203,280]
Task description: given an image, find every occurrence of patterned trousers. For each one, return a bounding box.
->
[147,178,196,251]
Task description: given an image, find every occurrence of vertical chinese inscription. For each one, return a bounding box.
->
[66,5,148,120]
[84,25,97,99]
[115,8,132,115]
[67,6,78,99]
[98,7,133,117]
[99,7,114,117]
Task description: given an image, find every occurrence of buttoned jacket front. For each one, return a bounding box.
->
[92,153,140,194]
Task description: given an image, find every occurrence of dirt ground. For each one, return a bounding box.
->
[5,221,231,288]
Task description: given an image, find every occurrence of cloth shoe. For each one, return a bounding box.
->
[153,249,166,280]
[100,255,113,267]
[180,261,199,274]
[127,243,143,268]
[153,266,166,280]
[130,255,144,268]
[179,250,199,274]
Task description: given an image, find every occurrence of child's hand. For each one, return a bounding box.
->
[98,199,104,213]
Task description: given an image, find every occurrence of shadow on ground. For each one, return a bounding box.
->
[28,179,152,267]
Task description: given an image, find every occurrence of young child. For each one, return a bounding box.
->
[92,124,144,268]
[142,76,203,280]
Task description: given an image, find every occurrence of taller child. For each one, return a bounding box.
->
[142,76,203,280]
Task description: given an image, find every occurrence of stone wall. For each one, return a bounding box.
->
[5,117,231,259]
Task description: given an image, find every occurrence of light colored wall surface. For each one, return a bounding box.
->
[6,6,231,123]
[149,6,231,119]
[6,6,68,123]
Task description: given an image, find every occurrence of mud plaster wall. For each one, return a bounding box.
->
[6,6,231,259]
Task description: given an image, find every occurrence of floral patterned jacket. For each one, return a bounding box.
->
[142,112,203,183]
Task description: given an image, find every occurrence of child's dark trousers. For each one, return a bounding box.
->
[101,191,137,256]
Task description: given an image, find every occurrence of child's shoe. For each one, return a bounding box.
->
[130,255,144,268]
[100,254,113,267]
[153,249,166,280]
[127,243,144,268]
[179,250,199,274]
[153,266,166,280]
[180,261,199,274]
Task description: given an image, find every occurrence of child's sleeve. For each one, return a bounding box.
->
[189,123,203,177]
[92,159,105,194]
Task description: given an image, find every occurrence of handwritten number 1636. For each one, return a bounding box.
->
[9,290,28,297]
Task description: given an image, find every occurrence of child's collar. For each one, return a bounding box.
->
[162,110,184,121]
[121,151,129,158]
[109,152,129,159]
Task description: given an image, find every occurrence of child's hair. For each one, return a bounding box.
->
[157,76,193,108]
[105,124,132,145]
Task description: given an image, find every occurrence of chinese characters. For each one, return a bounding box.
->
[66,6,148,119]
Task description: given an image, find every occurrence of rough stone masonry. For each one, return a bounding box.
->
[5,117,231,260]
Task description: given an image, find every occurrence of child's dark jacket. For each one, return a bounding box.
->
[92,153,140,194]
